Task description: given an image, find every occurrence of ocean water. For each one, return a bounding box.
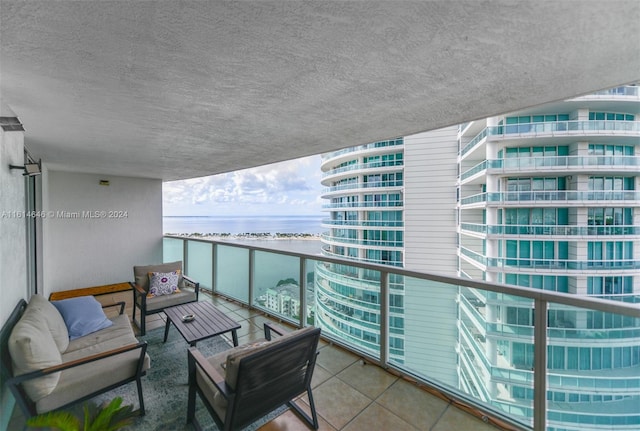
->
[163,215,324,235]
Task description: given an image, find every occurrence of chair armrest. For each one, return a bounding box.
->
[182,275,200,290]
[187,347,230,397]
[263,322,289,340]
[8,341,148,386]
[131,282,146,296]
[102,301,126,315]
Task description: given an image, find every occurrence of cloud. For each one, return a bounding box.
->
[163,155,323,216]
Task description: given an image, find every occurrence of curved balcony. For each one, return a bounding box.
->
[460,156,640,182]
[460,223,640,237]
[321,219,404,228]
[322,200,404,210]
[491,366,640,394]
[460,191,640,207]
[576,85,640,98]
[321,233,404,248]
[487,321,640,341]
[460,247,640,271]
[321,246,403,267]
[315,262,381,290]
[322,179,403,195]
[460,120,640,158]
[322,160,403,181]
[321,138,403,163]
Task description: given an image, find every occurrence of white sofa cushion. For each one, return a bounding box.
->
[8,301,62,401]
[27,294,69,352]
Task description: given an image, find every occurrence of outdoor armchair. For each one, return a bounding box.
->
[187,323,321,430]
[132,261,200,335]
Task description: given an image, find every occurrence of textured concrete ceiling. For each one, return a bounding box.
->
[1,1,639,181]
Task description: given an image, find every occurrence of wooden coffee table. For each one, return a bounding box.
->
[163,302,241,347]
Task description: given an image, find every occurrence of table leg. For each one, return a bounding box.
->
[163,318,171,343]
[231,329,239,347]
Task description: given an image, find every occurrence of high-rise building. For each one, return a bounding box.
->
[317,138,407,363]
[458,84,639,430]
[319,84,639,430]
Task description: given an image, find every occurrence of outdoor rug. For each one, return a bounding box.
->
[90,327,287,431]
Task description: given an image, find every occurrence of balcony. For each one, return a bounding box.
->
[460,121,640,159]
[157,235,639,431]
[460,156,640,183]
[460,191,640,207]
[460,223,640,238]
[322,180,404,196]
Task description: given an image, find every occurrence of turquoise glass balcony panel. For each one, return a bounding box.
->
[461,120,640,157]
[389,277,461,393]
[477,224,640,236]
[315,261,382,359]
[163,237,184,263]
[546,304,640,427]
[252,250,302,325]
[186,240,213,290]
[215,244,249,303]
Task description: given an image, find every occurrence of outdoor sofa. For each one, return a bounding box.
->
[1,294,150,419]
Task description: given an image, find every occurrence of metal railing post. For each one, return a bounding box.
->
[248,249,255,307]
[211,243,216,294]
[299,257,306,328]
[183,239,189,274]
[533,298,548,431]
[379,270,389,367]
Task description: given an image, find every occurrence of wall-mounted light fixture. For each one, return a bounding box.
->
[10,159,41,176]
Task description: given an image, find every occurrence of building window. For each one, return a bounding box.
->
[587,276,633,296]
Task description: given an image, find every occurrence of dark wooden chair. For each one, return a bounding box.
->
[187,323,321,431]
[132,261,200,335]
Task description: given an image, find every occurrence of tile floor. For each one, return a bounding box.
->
[98,291,511,431]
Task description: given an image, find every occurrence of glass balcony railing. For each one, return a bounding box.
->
[322,200,403,209]
[322,179,404,194]
[460,247,640,270]
[164,235,640,431]
[321,218,404,227]
[460,120,640,157]
[584,86,640,97]
[321,138,404,161]
[321,233,403,248]
[460,156,640,180]
[322,160,404,178]
[460,191,640,205]
[460,223,640,236]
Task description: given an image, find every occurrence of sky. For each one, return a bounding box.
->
[163,155,324,216]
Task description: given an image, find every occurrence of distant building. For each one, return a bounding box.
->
[265,283,300,317]
[318,84,640,430]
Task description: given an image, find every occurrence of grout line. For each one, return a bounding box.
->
[429,403,452,431]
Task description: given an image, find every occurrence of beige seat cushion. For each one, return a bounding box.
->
[143,290,197,312]
[195,350,230,421]
[64,314,138,357]
[8,301,62,401]
[38,333,151,413]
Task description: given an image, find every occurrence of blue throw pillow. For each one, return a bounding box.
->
[52,296,113,340]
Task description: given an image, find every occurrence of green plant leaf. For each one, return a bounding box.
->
[85,397,135,431]
[26,410,81,431]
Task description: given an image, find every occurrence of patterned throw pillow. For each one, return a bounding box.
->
[148,270,181,297]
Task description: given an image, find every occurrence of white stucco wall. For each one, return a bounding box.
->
[404,127,459,274]
[41,170,162,297]
[0,128,26,431]
[0,130,27,321]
